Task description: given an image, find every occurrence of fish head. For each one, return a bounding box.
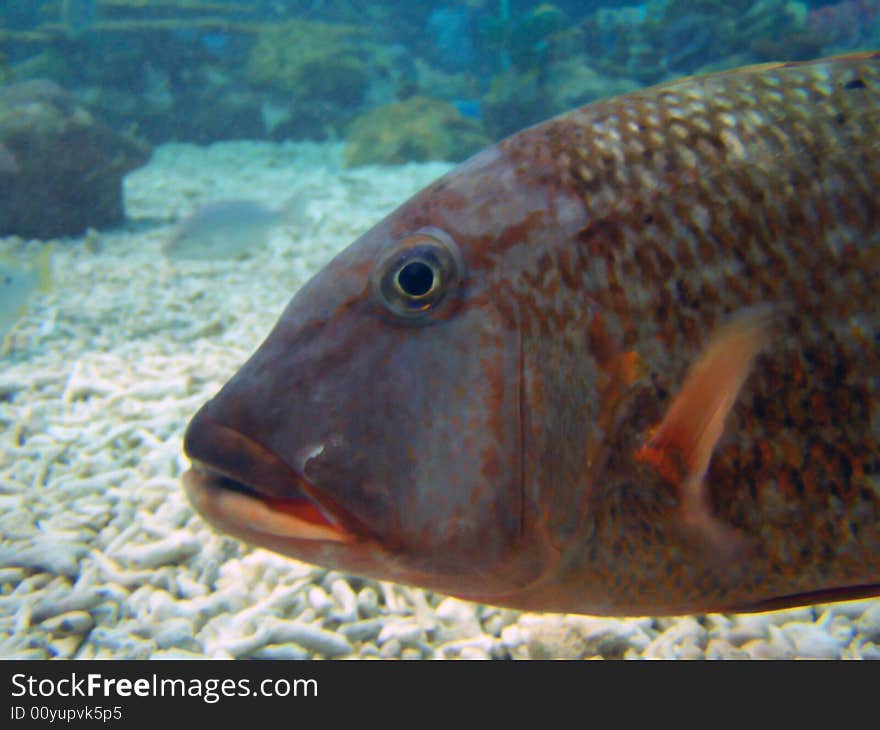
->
[183,141,585,602]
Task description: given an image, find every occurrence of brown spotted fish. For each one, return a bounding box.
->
[182,53,880,616]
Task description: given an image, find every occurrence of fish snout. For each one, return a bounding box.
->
[181,407,358,544]
[183,408,303,498]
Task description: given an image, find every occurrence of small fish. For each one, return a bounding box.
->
[0,143,20,175]
[162,197,303,261]
[0,247,52,346]
[182,53,880,616]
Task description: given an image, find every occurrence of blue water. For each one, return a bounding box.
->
[0,1,876,146]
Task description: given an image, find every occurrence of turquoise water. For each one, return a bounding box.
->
[2,1,878,150]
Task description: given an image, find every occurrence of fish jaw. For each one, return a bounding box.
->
[181,464,405,587]
[182,468,355,544]
[181,412,362,546]
[180,406,546,601]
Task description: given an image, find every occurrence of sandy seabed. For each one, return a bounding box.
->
[0,140,878,660]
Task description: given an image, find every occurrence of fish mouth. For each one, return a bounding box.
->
[181,417,359,544]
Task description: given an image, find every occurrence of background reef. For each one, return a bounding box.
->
[1,1,878,163]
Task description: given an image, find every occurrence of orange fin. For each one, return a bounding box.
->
[636,306,778,557]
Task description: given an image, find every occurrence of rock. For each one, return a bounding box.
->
[481,69,546,141]
[87,627,154,659]
[436,597,477,623]
[436,635,496,659]
[743,625,796,659]
[251,644,310,660]
[825,599,876,621]
[705,638,750,659]
[482,61,639,141]
[328,578,358,622]
[339,618,385,643]
[481,608,519,638]
[643,617,708,659]
[265,618,352,658]
[377,619,425,647]
[0,79,150,238]
[855,603,880,644]
[358,643,381,658]
[379,638,401,658]
[857,642,880,660]
[247,20,370,105]
[152,618,196,651]
[765,606,815,626]
[501,614,653,660]
[307,586,335,616]
[0,534,90,579]
[458,646,491,660]
[40,610,94,636]
[544,60,640,113]
[343,96,490,167]
[356,586,380,617]
[110,533,200,569]
[413,58,480,103]
[726,614,771,647]
[48,635,84,659]
[782,621,841,659]
[176,85,265,146]
[245,19,382,138]
[434,597,484,643]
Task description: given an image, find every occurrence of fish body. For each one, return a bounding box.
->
[0,247,52,344]
[183,53,880,616]
[162,199,286,260]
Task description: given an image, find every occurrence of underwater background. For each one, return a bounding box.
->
[1,0,880,659]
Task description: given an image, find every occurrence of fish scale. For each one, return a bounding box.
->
[183,53,880,616]
[509,54,880,614]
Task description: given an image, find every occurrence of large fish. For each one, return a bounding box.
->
[182,53,880,616]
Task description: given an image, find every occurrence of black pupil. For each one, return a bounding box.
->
[397,260,434,297]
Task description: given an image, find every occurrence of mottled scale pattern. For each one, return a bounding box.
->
[501,54,880,613]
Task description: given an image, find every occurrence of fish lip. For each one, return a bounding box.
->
[181,414,363,543]
[182,462,359,544]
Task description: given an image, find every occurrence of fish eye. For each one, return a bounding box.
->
[372,228,463,320]
[394,259,437,299]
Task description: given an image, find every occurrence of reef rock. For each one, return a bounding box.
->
[343,96,489,167]
[482,61,638,141]
[0,79,151,239]
[481,69,547,141]
[544,60,640,117]
[246,20,370,106]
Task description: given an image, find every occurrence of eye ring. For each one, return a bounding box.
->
[372,228,464,320]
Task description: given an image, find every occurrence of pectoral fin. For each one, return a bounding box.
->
[636,306,777,557]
